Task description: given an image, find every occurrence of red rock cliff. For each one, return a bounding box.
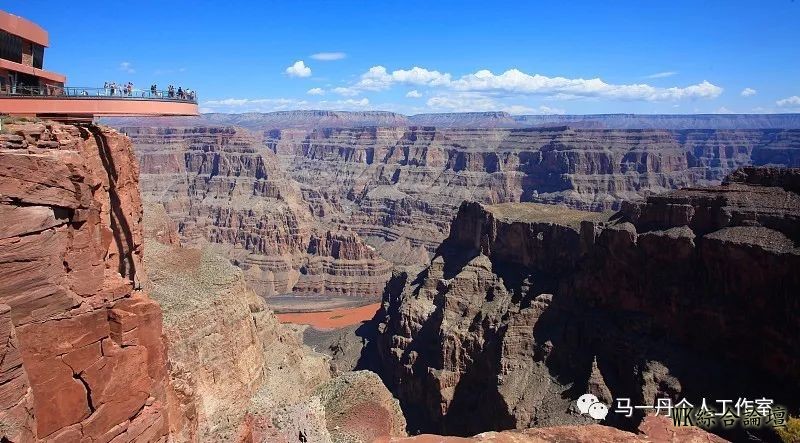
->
[0,121,169,442]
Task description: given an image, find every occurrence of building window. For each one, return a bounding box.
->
[32,43,44,69]
[0,30,23,63]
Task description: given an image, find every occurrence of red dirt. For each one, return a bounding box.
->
[275,303,381,330]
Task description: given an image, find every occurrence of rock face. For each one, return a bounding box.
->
[127,126,391,298]
[0,122,169,442]
[143,202,407,443]
[315,371,407,443]
[114,117,800,271]
[376,167,799,438]
[271,125,800,255]
[142,203,332,441]
[384,416,727,442]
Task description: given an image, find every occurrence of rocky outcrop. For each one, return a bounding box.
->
[271,125,800,255]
[376,167,799,440]
[0,122,169,442]
[384,416,727,442]
[114,118,800,270]
[143,202,407,443]
[315,371,407,442]
[143,204,332,441]
[127,126,391,299]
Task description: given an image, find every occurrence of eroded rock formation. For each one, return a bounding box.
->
[127,126,391,299]
[115,117,800,271]
[0,122,169,442]
[376,167,799,439]
[143,203,332,441]
[272,125,800,256]
[383,416,727,442]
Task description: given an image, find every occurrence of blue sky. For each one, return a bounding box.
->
[4,0,800,115]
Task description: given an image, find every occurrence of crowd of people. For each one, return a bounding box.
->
[103,81,134,96]
[103,81,195,101]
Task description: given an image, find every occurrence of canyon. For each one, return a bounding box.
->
[374,166,799,439]
[0,121,408,442]
[117,113,800,273]
[128,125,392,300]
[2,115,797,442]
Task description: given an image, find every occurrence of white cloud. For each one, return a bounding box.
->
[310,52,347,61]
[425,92,535,114]
[346,65,722,102]
[340,98,370,107]
[449,69,722,101]
[406,90,422,98]
[644,71,678,79]
[119,61,135,74]
[535,105,566,115]
[776,96,800,107]
[740,87,757,97]
[307,87,325,95]
[285,60,312,78]
[332,87,361,96]
[355,66,452,91]
[714,106,733,114]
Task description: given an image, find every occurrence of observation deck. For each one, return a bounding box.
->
[0,86,199,118]
[0,9,198,119]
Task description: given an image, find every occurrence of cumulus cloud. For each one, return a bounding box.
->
[332,87,361,96]
[119,61,135,74]
[285,60,312,78]
[425,92,536,114]
[714,106,733,114]
[310,52,347,61]
[776,96,800,107]
[406,90,422,98]
[355,66,452,91]
[741,87,757,97]
[307,87,325,95]
[644,71,678,79]
[342,65,722,102]
[449,69,722,101]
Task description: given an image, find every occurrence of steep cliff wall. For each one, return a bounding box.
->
[272,126,800,254]
[116,121,800,270]
[142,203,333,442]
[0,122,169,442]
[127,126,391,299]
[376,167,799,438]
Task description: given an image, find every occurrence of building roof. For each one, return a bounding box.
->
[0,10,49,47]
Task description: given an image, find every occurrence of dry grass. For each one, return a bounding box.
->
[484,202,609,229]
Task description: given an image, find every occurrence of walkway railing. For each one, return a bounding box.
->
[0,85,197,103]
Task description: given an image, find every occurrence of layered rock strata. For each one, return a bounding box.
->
[376,167,800,439]
[272,125,800,253]
[116,120,800,270]
[127,126,391,298]
[0,122,169,442]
